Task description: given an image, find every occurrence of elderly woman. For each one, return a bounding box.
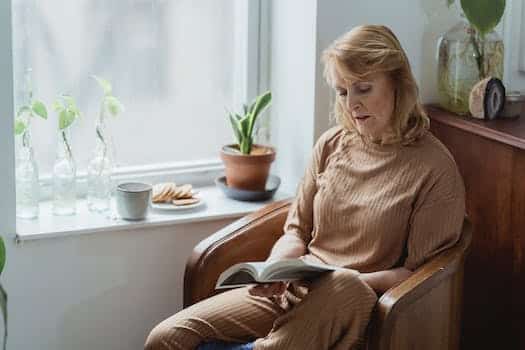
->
[145,24,465,350]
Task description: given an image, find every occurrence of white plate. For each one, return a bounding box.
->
[151,199,205,211]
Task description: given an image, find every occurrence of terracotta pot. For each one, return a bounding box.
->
[220,144,276,191]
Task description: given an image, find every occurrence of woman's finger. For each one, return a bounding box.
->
[248,283,285,297]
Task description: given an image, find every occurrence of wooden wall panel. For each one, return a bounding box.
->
[428,106,525,349]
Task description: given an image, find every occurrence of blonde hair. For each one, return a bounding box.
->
[322,25,429,145]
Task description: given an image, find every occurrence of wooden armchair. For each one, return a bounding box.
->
[184,199,472,350]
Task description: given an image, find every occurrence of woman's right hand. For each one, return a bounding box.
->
[248,282,287,297]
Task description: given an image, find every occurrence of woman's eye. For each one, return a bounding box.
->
[337,90,347,97]
[356,85,371,94]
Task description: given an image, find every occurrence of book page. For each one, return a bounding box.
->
[262,259,338,281]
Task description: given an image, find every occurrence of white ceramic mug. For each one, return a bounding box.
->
[115,182,152,220]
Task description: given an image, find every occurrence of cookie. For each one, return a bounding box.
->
[172,198,200,206]
[177,184,193,199]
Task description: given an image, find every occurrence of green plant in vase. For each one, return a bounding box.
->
[87,76,125,212]
[438,0,506,114]
[52,94,82,216]
[14,91,47,220]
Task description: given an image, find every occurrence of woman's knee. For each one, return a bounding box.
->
[313,269,377,302]
[145,322,201,350]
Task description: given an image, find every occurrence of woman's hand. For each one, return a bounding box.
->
[248,282,288,297]
[358,267,413,294]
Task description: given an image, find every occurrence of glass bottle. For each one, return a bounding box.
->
[437,20,504,115]
[15,116,40,219]
[52,128,77,215]
[87,109,114,212]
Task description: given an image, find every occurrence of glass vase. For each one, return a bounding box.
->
[15,119,40,220]
[437,21,504,115]
[87,111,114,213]
[52,129,77,216]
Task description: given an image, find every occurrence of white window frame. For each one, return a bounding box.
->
[2,0,267,231]
[1,0,16,237]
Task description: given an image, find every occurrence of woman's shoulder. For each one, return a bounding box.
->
[315,126,345,150]
[408,131,460,175]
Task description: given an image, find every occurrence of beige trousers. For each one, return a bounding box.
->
[145,269,378,350]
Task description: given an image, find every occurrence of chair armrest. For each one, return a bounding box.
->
[369,218,472,350]
[183,199,292,307]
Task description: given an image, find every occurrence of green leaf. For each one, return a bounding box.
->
[239,138,252,154]
[447,0,455,8]
[92,75,112,95]
[14,118,26,136]
[16,106,30,118]
[0,283,7,350]
[59,109,76,130]
[239,115,251,138]
[52,100,64,113]
[62,95,76,109]
[228,113,242,144]
[460,0,506,36]
[247,91,271,140]
[248,99,257,115]
[105,96,124,116]
[0,237,5,277]
[31,100,48,119]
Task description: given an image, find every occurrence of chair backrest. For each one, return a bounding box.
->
[367,217,472,350]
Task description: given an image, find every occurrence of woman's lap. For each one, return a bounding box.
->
[145,287,284,349]
[145,269,378,350]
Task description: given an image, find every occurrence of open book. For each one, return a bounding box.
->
[215,258,341,289]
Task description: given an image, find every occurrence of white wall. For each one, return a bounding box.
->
[269,0,318,194]
[6,219,234,350]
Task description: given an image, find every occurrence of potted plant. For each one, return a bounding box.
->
[221,91,274,191]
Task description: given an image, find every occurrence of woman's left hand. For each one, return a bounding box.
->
[358,267,412,294]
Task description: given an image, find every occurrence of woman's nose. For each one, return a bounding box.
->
[346,95,362,114]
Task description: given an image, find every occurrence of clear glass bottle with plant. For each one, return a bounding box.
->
[52,94,81,216]
[14,76,47,219]
[437,0,505,114]
[86,76,124,213]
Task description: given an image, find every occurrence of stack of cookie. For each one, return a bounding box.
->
[152,183,200,206]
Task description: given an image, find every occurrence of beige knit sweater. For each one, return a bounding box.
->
[284,126,466,272]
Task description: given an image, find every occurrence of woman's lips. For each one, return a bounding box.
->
[351,111,371,121]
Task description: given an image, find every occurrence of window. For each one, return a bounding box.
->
[11,0,266,192]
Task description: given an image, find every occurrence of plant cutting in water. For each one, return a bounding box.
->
[447,0,506,79]
[13,92,47,145]
[52,94,82,158]
[227,91,272,155]
[92,75,124,173]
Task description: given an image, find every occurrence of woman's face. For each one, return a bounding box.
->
[331,68,396,141]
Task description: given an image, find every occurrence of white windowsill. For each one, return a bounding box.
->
[16,185,292,242]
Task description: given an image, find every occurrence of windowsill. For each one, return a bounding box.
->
[16,185,292,242]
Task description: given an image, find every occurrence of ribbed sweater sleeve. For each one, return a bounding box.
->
[282,129,334,244]
[403,162,466,271]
